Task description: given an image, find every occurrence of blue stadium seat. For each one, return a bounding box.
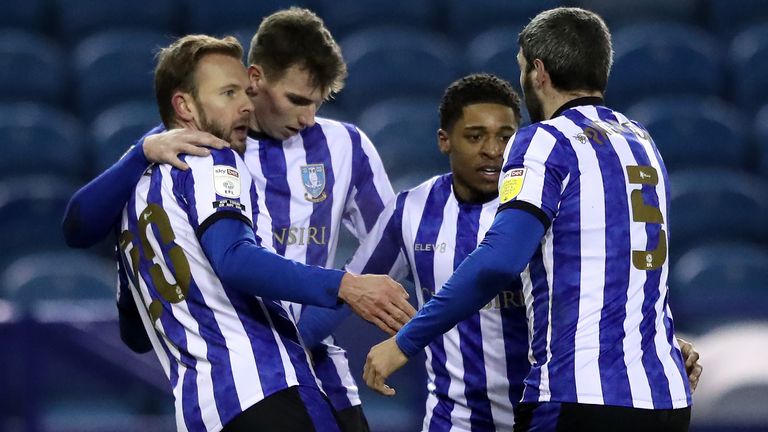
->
[74,30,169,120]
[572,0,697,28]
[668,169,768,259]
[466,25,525,86]
[312,0,435,40]
[0,251,115,310]
[610,24,723,110]
[705,0,768,37]
[0,176,78,268]
[340,27,461,113]
[444,0,560,41]
[0,103,85,180]
[730,24,768,112]
[690,323,768,427]
[671,243,768,332]
[466,25,532,126]
[54,0,180,45]
[184,0,296,35]
[0,31,67,106]
[0,0,50,33]
[358,98,445,180]
[91,101,160,175]
[628,96,748,172]
[755,104,768,177]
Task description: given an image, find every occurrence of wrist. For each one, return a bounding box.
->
[337,272,357,304]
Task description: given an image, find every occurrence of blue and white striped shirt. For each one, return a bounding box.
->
[348,174,529,431]
[500,102,691,409]
[119,148,320,432]
[243,117,394,409]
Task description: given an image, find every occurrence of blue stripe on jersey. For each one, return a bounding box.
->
[501,278,530,407]
[311,346,351,409]
[617,110,673,408]
[538,124,581,402]
[522,247,548,402]
[259,139,291,256]
[663,292,692,406]
[265,301,320,390]
[454,203,495,429]
[145,169,205,431]
[176,155,201,232]
[569,109,634,406]
[361,192,408,274]
[302,126,334,266]
[346,124,385,232]
[412,176,454,431]
[126,178,181,393]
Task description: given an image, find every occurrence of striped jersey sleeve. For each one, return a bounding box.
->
[497,124,573,227]
[343,125,395,239]
[345,191,409,281]
[174,148,253,237]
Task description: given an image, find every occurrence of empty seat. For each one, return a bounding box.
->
[91,101,160,175]
[54,0,180,45]
[0,103,85,180]
[671,243,768,333]
[74,30,169,120]
[1,251,115,309]
[628,96,748,172]
[0,31,67,106]
[358,98,445,180]
[313,0,435,40]
[0,0,50,33]
[444,0,560,41]
[0,176,78,267]
[705,0,768,37]
[573,0,697,29]
[340,27,461,113]
[185,0,292,36]
[610,24,723,110]
[689,322,768,426]
[730,24,768,112]
[466,25,525,86]
[668,169,768,257]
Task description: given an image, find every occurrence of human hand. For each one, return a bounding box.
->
[363,336,408,396]
[143,129,230,170]
[677,337,703,393]
[337,273,416,335]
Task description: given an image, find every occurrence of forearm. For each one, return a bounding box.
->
[62,144,150,248]
[298,305,352,349]
[395,209,545,357]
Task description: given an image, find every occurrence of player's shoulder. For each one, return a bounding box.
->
[179,147,246,174]
[315,117,374,141]
[399,173,451,201]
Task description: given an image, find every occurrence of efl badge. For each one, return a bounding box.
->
[301,164,327,202]
[213,165,241,198]
[499,168,526,204]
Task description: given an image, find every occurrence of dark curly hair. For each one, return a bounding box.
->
[439,73,521,131]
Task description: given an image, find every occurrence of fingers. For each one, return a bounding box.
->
[180,129,230,149]
[368,314,398,336]
[166,158,190,171]
[685,350,699,370]
[363,353,396,396]
[689,363,703,393]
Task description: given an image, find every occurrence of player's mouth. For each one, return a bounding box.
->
[286,126,301,136]
[233,125,249,140]
[478,166,501,180]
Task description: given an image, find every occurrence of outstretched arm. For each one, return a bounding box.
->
[62,127,229,248]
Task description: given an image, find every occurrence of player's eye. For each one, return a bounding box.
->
[499,134,513,143]
[223,89,236,97]
[465,134,482,143]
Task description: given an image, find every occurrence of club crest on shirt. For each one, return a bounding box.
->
[499,167,526,204]
[300,164,327,202]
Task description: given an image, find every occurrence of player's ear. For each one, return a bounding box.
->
[248,64,264,92]
[437,129,451,155]
[172,91,196,123]
[532,58,548,89]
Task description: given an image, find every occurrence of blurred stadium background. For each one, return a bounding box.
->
[1,0,767,430]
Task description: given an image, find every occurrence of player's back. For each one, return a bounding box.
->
[504,104,691,410]
[118,148,318,432]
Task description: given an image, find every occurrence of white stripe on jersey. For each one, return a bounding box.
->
[242,118,394,410]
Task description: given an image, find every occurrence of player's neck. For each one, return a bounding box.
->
[543,89,603,120]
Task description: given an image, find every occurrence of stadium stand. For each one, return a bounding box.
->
[0,31,67,107]
[628,96,748,172]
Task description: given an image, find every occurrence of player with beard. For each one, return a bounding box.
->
[63,9,413,431]
[364,8,696,432]
[112,33,412,432]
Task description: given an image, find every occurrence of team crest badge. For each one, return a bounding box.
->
[301,164,327,202]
